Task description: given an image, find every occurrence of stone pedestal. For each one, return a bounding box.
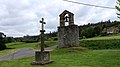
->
[31,50,53,65]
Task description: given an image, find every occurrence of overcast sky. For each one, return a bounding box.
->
[0,0,119,37]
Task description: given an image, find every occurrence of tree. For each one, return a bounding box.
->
[0,32,6,50]
[5,37,15,43]
[80,27,95,38]
[94,26,102,36]
[115,0,120,18]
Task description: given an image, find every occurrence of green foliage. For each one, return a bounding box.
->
[44,41,57,47]
[5,37,15,43]
[22,35,39,43]
[80,27,94,38]
[52,37,58,41]
[94,26,102,36]
[80,26,102,38]
[23,40,38,43]
[0,43,6,50]
[0,36,6,50]
[45,31,57,39]
[115,0,120,18]
[80,20,120,38]
[80,39,120,49]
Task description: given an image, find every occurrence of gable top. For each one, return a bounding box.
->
[59,10,74,16]
[0,32,4,35]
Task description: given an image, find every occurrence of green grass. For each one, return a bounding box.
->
[0,35,120,67]
[82,35,120,40]
[0,41,57,57]
[80,39,120,49]
[80,34,120,49]
[6,42,39,49]
[6,41,57,49]
[0,49,18,57]
[0,48,119,67]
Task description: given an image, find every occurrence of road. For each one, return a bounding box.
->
[0,45,57,61]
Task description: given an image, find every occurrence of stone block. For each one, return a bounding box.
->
[31,50,53,65]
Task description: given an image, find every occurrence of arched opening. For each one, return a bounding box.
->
[64,14,69,26]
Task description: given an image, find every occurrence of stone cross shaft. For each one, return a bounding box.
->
[40,18,46,52]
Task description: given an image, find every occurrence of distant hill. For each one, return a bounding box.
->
[79,20,120,31]
[79,20,120,38]
[14,20,120,41]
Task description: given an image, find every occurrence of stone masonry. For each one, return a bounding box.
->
[58,10,79,48]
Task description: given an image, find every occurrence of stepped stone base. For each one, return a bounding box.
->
[31,50,53,65]
[31,60,53,65]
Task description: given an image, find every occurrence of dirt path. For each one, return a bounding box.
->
[0,45,57,61]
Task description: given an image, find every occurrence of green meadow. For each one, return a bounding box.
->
[0,48,119,67]
[0,35,120,67]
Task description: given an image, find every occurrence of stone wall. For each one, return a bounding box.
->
[58,25,79,48]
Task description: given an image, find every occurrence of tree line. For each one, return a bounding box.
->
[79,20,120,38]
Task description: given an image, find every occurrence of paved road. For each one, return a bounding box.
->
[0,45,57,61]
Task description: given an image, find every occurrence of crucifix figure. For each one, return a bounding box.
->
[40,18,46,52]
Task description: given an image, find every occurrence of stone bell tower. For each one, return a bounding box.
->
[58,10,79,48]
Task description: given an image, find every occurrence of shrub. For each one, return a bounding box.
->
[53,37,58,41]
[0,37,6,50]
[80,39,120,49]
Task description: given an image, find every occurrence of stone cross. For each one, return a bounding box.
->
[31,18,53,65]
[40,18,46,30]
[40,18,46,52]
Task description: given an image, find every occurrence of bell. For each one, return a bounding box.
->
[64,16,69,22]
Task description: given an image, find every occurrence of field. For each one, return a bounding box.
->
[0,35,120,67]
[0,48,119,67]
[6,41,57,49]
[80,34,120,49]
[80,39,120,49]
[82,34,120,40]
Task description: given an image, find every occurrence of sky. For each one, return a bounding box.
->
[0,0,119,37]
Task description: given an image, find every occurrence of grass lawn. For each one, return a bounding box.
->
[6,41,57,49]
[0,47,119,67]
[6,42,39,49]
[80,34,120,50]
[0,35,120,67]
[0,49,18,57]
[80,39,120,49]
[82,35,120,40]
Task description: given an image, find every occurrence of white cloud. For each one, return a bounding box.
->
[0,0,118,37]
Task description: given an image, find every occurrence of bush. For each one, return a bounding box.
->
[53,37,58,41]
[0,37,6,50]
[5,37,15,43]
[23,40,38,43]
[80,39,120,49]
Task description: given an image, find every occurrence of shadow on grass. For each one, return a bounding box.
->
[0,48,16,51]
